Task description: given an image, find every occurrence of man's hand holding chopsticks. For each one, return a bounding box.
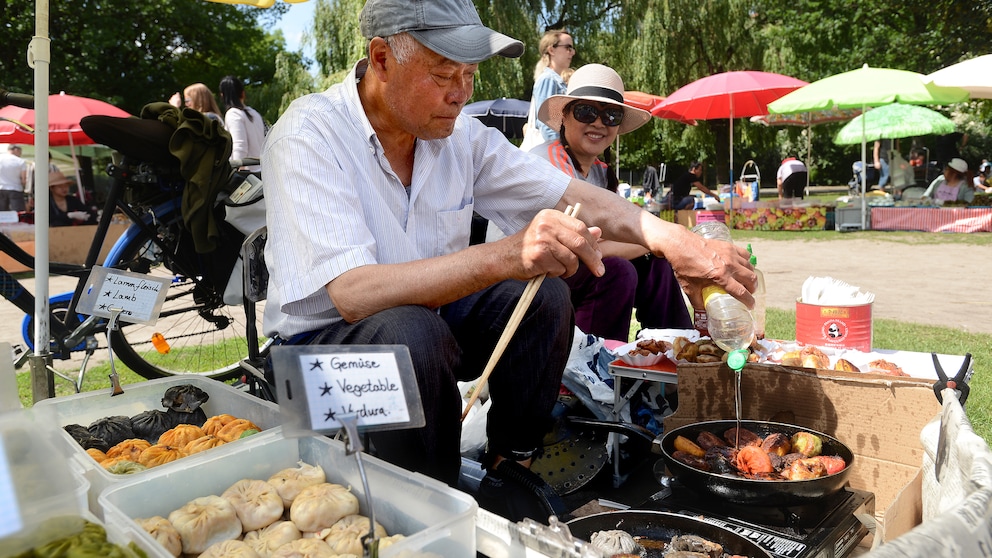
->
[499,207,603,281]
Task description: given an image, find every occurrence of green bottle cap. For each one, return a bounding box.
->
[727,349,748,371]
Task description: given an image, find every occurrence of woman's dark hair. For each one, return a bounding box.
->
[559,103,619,193]
[689,161,703,171]
[219,75,254,122]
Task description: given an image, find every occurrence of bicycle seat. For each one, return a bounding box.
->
[80,115,177,166]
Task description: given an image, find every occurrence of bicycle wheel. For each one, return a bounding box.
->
[107,217,271,380]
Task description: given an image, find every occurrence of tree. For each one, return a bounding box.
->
[1,0,287,116]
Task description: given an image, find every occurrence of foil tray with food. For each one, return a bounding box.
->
[634,328,956,379]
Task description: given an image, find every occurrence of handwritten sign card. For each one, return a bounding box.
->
[76,266,171,325]
[271,345,425,436]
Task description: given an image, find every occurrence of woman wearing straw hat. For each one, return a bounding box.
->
[530,64,692,341]
[48,169,96,226]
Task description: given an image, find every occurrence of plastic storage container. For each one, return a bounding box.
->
[0,407,153,557]
[100,432,478,557]
[33,375,283,517]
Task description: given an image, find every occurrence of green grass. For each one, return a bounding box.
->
[17,359,148,406]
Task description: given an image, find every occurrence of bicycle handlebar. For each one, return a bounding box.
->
[1,89,34,109]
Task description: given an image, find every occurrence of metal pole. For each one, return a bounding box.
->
[29,0,54,402]
[861,105,867,230]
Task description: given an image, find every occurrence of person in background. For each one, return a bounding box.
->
[873,138,893,189]
[522,29,574,146]
[219,75,266,173]
[183,83,225,125]
[262,0,754,524]
[0,144,28,211]
[530,64,692,341]
[923,157,974,203]
[974,160,991,193]
[669,161,718,209]
[48,169,97,226]
[642,163,660,199]
[560,66,576,85]
[777,156,808,200]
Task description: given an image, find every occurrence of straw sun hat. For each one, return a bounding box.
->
[48,169,74,187]
[537,64,651,135]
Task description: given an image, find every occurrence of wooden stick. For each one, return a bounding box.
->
[461,204,581,420]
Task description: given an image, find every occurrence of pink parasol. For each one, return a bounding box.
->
[652,71,808,202]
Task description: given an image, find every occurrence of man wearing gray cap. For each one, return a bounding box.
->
[262,0,754,523]
[0,144,28,211]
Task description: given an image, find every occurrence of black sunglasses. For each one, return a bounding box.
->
[570,103,625,127]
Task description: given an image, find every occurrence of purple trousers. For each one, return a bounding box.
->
[564,255,691,342]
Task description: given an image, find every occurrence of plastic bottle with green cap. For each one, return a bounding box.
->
[689,221,735,337]
[701,285,754,355]
[689,222,754,370]
[748,244,766,341]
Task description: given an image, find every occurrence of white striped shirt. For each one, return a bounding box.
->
[261,60,570,337]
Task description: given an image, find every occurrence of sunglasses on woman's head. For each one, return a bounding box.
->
[570,103,625,127]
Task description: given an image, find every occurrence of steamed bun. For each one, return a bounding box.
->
[168,494,243,554]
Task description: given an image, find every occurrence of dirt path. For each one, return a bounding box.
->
[753,237,992,335]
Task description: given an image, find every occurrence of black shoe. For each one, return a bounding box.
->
[475,460,568,524]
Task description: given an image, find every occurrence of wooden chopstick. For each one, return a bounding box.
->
[461,204,581,420]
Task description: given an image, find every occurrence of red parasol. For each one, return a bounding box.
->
[0,92,131,146]
[652,71,808,121]
[652,71,807,204]
[624,90,696,124]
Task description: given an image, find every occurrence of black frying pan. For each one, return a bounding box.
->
[660,420,854,507]
[567,510,772,558]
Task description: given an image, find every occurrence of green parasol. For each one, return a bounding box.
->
[833,103,955,145]
[767,65,969,113]
[768,65,969,229]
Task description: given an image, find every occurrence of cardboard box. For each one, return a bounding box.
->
[663,362,941,523]
[0,223,128,273]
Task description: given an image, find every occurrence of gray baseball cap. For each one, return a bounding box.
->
[359,0,524,64]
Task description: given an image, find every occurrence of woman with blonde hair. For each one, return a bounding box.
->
[183,83,225,125]
[520,29,574,148]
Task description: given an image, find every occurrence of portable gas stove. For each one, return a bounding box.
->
[639,478,874,558]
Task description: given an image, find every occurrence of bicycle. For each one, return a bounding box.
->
[1,91,271,387]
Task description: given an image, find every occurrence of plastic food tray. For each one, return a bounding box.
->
[0,407,155,557]
[100,432,477,557]
[33,376,283,517]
